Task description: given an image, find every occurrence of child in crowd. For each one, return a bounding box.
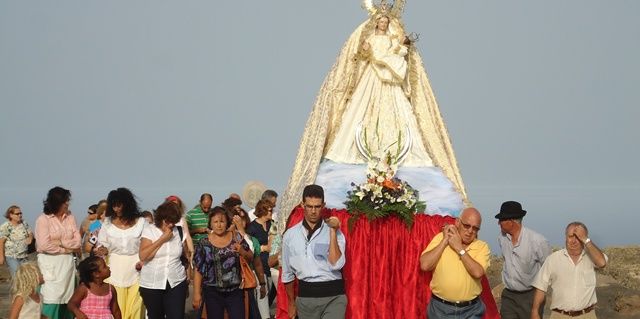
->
[8,262,43,319]
[68,256,122,319]
[141,210,154,224]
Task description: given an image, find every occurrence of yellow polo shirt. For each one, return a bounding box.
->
[422,232,490,302]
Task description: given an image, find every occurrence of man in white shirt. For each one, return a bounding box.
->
[531,221,607,319]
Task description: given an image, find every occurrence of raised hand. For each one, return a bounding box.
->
[446,225,463,251]
[326,216,341,230]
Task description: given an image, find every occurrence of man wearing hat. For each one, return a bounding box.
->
[495,201,552,319]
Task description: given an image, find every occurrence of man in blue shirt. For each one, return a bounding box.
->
[495,201,552,319]
[282,184,347,319]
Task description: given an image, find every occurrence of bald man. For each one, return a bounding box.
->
[420,208,491,319]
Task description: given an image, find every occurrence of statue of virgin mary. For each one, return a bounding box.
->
[279,0,469,224]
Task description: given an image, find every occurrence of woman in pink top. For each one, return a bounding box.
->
[35,186,81,319]
[68,256,122,319]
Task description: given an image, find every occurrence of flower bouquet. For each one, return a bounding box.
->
[345,153,426,230]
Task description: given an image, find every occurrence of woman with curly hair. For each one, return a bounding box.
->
[138,200,189,319]
[35,186,81,319]
[95,188,145,319]
[8,262,43,319]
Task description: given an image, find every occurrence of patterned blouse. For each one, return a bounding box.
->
[193,233,250,292]
[0,221,31,259]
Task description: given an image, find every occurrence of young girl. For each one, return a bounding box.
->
[68,256,122,319]
[8,262,43,319]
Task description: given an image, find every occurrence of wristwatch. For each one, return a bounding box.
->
[458,249,466,257]
[584,238,591,245]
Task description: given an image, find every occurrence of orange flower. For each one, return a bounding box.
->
[382,179,400,190]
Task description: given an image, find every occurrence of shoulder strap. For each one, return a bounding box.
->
[176,226,184,241]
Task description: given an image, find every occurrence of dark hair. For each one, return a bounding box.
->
[43,186,71,215]
[261,190,278,200]
[77,256,103,287]
[208,206,231,229]
[222,197,242,210]
[302,184,324,202]
[106,188,140,224]
[141,210,153,219]
[254,199,274,218]
[200,193,213,202]
[154,201,182,228]
[88,204,98,214]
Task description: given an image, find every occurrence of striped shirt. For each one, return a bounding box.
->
[186,206,209,241]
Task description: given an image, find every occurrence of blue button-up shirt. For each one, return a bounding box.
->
[498,226,552,291]
[281,220,346,283]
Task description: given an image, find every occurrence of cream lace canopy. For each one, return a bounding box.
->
[277,7,469,231]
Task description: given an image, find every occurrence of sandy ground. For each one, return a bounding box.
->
[2,246,639,318]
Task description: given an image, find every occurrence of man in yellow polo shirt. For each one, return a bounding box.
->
[419,208,491,318]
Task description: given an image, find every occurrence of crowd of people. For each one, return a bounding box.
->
[1,186,282,319]
[2,185,608,319]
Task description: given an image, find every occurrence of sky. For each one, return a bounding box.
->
[1,1,639,252]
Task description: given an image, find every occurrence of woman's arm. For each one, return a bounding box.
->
[62,215,82,250]
[192,269,203,310]
[67,284,88,319]
[8,295,24,319]
[181,217,194,260]
[110,285,122,319]
[183,241,193,280]
[268,252,280,268]
[253,254,267,299]
[139,226,173,262]
[0,238,6,265]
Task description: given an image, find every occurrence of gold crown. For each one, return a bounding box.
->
[362,0,406,18]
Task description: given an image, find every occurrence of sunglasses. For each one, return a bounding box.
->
[11,212,23,215]
[460,221,481,233]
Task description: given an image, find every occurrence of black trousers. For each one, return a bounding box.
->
[140,280,188,319]
[203,286,245,319]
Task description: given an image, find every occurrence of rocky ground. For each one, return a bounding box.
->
[2,246,639,318]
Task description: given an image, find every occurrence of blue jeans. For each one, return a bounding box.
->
[6,256,27,277]
[427,296,485,319]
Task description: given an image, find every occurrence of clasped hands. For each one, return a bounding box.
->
[442,224,464,252]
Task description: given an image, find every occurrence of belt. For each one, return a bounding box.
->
[552,304,596,317]
[505,288,534,294]
[432,294,479,307]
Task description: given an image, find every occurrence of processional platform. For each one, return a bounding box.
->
[276,207,500,319]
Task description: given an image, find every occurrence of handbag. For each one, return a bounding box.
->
[236,232,257,289]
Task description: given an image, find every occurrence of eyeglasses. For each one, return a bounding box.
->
[88,211,97,215]
[460,221,480,232]
[11,212,22,215]
[304,204,323,211]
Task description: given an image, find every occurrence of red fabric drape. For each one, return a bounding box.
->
[276,207,500,319]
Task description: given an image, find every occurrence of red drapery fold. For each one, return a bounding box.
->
[276,207,500,319]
